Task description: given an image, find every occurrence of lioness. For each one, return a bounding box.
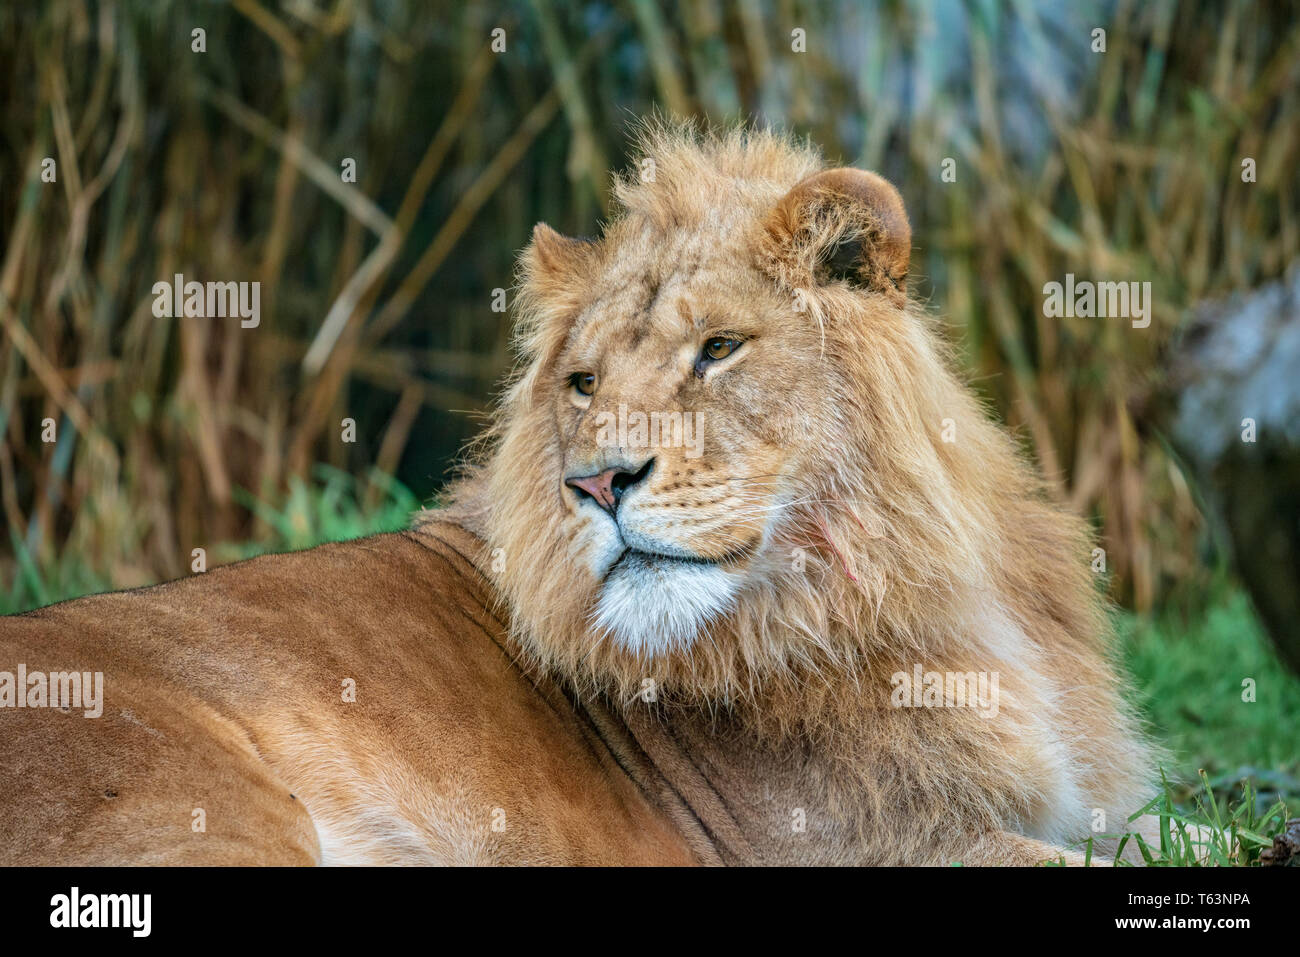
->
[1,124,1157,865]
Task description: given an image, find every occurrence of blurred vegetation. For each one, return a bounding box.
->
[1123,587,1300,807]
[2,0,1299,624]
[1065,771,1292,866]
[3,464,418,613]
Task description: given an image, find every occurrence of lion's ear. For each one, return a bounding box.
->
[524,223,598,305]
[762,168,910,301]
[517,224,599,377]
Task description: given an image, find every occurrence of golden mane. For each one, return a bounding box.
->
[435,123,1153,840]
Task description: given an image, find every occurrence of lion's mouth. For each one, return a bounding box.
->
[603,550,703,585]
[602,543,754,583]
[623,548,721,567]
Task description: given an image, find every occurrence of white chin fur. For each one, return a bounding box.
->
[591,552,741,658]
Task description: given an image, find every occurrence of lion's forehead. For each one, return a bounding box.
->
[568,233,763,358]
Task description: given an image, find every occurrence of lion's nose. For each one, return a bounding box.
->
[565,459,654,515]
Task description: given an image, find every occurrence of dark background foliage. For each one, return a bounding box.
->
[2,0,1298,625]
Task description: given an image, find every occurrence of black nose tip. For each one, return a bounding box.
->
[610,458,654,505]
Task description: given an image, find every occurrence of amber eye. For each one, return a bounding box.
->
[571,372,597,396]
[703,337,741,361]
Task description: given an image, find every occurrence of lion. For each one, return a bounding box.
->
[0,123,1158,865]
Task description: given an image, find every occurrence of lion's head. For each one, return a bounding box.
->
[446,123,1102,717]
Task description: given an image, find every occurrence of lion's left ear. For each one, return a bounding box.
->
[516,223,601,376]
[761,168,910,302]
[524,223,599,308]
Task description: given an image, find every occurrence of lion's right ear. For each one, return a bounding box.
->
[523,223,599,310]
[761,168,910,304]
